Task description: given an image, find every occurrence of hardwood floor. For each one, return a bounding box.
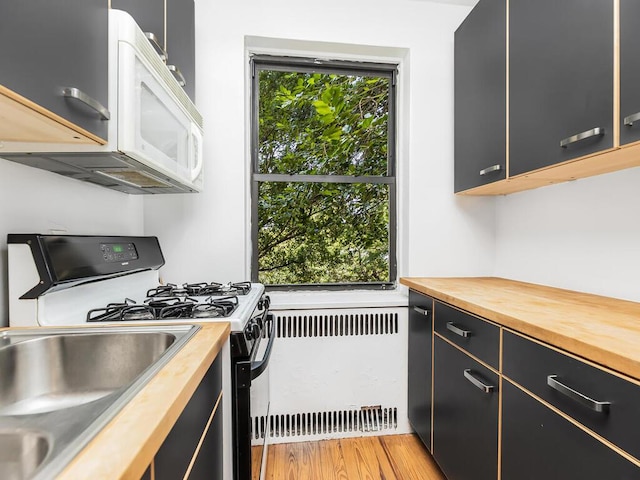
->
[265,434,444,480]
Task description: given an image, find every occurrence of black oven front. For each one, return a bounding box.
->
[230,296,274,480]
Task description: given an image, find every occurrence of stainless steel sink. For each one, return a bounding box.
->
[0,331,176,415]
[0,324,200,479]
[0,430,50,480]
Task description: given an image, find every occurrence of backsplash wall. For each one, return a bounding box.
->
[0,159,144,326]
[494,167,640,302]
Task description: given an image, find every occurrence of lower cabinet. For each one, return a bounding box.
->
[433,336,499,480]
[408,290,433,450]
[154,355,223,480]
[502,380,638,479]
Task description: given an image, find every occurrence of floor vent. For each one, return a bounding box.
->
[251,406,398,440]
[274,312,399,338]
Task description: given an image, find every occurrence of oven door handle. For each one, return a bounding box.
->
[251,313,274,380]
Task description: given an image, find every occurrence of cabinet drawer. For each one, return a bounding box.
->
[434,301,499,369]
[503,331,640,460]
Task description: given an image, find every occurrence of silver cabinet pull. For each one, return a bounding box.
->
[446,322,472,338]
[560,127,605,148]
[62,87,110,120]
[479,164,501,176]
[167,65,186,87]
[624,112,640,127]
[412,306,430,316]
[145,32,167,62]
[463,369,494,393]
[547,375,611,413]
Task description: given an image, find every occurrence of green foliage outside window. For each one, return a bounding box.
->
[255,67,394,286]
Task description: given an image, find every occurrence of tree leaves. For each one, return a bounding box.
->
[256,68,392,285]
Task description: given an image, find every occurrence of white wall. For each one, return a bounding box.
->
[0,160,144,325]
[144,0,496,289]
[494,167,640,302]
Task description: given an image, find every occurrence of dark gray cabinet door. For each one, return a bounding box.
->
[454,0,506,192]
[620,0,640,146]
[166,0,196,101]
[502,380,639,480]
[0,0,109,140]
[111,0,165,53]
[155,355,222,480]
[189,401,223,480]
[433,336,499,480]
[408,290,432,450]
[509,0,613,176]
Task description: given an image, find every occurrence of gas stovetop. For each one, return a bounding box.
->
[84,281,265,331]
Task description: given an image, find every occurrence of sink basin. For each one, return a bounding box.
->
[0,324,199,479]
[0,430,50,480]
[0,332,176,415]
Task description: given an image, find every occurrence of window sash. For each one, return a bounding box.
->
[250,57,398,289]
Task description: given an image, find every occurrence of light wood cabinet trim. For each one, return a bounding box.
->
[0,85,106,145]
[401,277,640,381]
[497,329,503,480]
[56,322,230,480]
[430,297,435,454]
[505,0,510,179]
[503,376,640,468]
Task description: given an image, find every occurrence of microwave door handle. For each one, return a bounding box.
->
[251,314,275,380]
[190,125,204,181]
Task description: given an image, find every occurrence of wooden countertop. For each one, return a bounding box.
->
[400,277,640,381]
[54,322,230,479]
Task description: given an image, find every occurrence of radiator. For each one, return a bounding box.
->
[252,307,410,444]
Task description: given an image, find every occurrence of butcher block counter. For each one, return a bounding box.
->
[57,322,229,479]
[400,277,640,382]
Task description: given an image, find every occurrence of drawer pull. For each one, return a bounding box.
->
[463,369,494,393]
[560,127,604,148]
[412,306,430,316]
[62,87,110,120]
[446,322,472,338]
[547,375,611,413]
[479,164,501,176]
[167,64,187,87]
[145,31,168,62]
[624,112,640,127]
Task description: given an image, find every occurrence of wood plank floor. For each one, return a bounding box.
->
[265,434,444,480]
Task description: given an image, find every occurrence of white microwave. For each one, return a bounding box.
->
[0,10,204,194]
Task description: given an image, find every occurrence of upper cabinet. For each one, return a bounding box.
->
[620,0,640,146]
[112,0,196,102]
[0,0,109,144]
[454,0,506,193]
[509,0,613,177]
[455,0,640,195]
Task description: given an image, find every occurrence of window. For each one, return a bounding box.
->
[250,56,397,288]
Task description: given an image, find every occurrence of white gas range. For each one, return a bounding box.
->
[7,234,273,480]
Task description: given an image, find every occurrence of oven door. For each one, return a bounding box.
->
[233,313,275,480]
[250,315,273,480]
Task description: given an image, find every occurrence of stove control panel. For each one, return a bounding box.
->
[100,243,138,263]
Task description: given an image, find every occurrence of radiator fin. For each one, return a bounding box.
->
[251,406,398,440]
[274,312,399,338]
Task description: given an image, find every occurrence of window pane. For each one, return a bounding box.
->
[257,182,390,285]
[258,70,389,176]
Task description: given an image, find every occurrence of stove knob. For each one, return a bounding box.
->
[251,322,261,339]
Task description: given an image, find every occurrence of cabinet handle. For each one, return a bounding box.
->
[624,112,640,127]
[167,65,187,87]
[62,87,110,120]
[559,127,605,148]
[479,164,501,176]
[145,32,167,62]
[463,369,494,393]
[446,322,472,338]
[412,306,430,316]
[547,375,611,413]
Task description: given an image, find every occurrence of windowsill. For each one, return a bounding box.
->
[267,288,408,310]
